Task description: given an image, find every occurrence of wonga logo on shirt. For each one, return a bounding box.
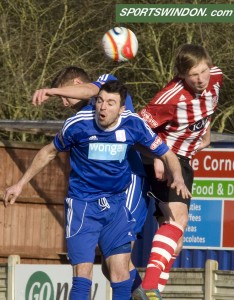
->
[88,143,127,162]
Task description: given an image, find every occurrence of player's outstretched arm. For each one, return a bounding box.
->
[160,150,192,199]
[133,143,168,180]
[3,142,58,207]
[153,158,168,181]
[32,83,100,106]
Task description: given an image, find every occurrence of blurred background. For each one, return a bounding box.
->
[0,0,233,143]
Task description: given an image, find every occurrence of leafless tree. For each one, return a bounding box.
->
[0,0,233,142]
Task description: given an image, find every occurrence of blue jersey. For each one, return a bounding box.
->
[53,104,169,202]
[93,73,145,176]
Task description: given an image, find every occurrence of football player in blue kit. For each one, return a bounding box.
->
[32,66,150,294]
[4,80,191,300]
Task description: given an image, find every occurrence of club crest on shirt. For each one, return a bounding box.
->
[150,136,162,150]
[188,116,209,132]
[115,130,126,142]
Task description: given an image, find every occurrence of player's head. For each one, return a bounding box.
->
[51,66,91,109]
[51,66,91,88]
[175,44,212,93]
[174,44,212,77]
[95,80,127,129]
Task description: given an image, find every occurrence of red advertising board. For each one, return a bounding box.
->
[223,201,234,247]
[191,148,234,178]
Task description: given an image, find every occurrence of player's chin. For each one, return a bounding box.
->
[196,84,208,92]
[98,119,108,127]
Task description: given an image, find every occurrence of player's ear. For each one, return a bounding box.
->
[119,105,125,115]
[73,77,83,85]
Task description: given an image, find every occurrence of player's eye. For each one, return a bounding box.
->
[189,73,197,78]
[202,68,208,73]
[96,97,102,103]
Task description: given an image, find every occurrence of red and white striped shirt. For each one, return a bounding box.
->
[139,66,223,158]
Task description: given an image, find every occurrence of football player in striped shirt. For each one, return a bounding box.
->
[32,66,150,294]
[134,44,223,300]
[4,80,191,300]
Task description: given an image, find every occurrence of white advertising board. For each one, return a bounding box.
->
[15,264,110,300]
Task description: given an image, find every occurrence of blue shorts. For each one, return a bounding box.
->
[65,192,135,265]
[125,174,150,234]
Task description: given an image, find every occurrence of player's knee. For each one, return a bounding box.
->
[72,263,92,279]
[171,213,188,230]
[181,216,189,230]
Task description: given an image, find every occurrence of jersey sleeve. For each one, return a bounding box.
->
[210,66,223,86]
[134,115,169,157]
[53,130,72,152]
[92,74,117,89]
[139,103,175,129]
[125,94,134,112]
[210,66,223,111]
[53,119,75,152]
[138,80,177,129]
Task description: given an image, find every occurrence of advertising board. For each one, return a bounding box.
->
[15,264,109,300]
[184,148,234,249]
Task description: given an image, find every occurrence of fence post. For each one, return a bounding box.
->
[205,259,218,300]
[7,255,20,300]
[106,281,112,300]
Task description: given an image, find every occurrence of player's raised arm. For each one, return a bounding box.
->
[32,83,100,106]
[32,88,56,105]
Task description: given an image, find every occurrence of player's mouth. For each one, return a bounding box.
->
[197,83,208,90]
[98,113,106,121]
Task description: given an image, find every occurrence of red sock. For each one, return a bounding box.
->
[158,254,178,292]
[142,222,183,290]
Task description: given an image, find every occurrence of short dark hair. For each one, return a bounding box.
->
[99,80,128,106]
[174,44,212,77]
[51,66,91,88]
